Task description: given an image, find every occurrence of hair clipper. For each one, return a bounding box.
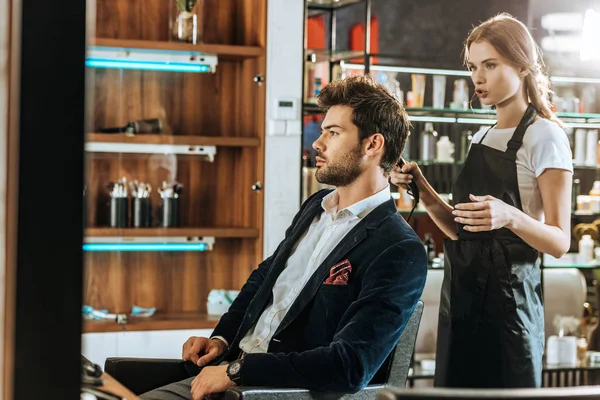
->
[398,158,419,222]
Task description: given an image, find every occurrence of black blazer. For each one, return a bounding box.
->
[210,189,427,392]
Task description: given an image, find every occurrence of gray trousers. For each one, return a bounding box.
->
[140,376,195,400]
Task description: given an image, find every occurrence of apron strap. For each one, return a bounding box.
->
[504,104,537,159]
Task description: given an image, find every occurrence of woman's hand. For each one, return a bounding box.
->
[389,161,424,191]
[452,194,517,232]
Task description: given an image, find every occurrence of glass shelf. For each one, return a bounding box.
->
[409,160,464,166]
[573,211,600,217]
[307,0,364,16]
[543,264,600,269]
[303,104,600,127]
[343,58,600,85]
[574,164,600,170]
[305,49,364,63]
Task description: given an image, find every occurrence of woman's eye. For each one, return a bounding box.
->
[486,63,496,69]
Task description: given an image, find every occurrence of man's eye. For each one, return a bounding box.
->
[329,131,338,136]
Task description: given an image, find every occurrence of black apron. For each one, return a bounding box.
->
[434,104,544,388]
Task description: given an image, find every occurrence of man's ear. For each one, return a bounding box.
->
[364,133,385,156]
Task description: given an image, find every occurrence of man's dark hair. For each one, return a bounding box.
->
[316,75,410,174]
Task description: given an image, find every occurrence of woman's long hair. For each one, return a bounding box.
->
[464,13,562,126]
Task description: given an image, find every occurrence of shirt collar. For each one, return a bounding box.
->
[321,185,391,220]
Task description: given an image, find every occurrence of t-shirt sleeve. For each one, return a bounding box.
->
[529,122,574,177]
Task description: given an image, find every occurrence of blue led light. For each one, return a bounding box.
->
[85,59,212,73]
[83,243,208,252]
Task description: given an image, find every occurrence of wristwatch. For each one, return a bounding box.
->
[226,359,244,384]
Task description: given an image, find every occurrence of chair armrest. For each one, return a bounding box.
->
[223,384,385,400]
[104,357,190,395]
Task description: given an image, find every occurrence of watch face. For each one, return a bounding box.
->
[229,361,241,375]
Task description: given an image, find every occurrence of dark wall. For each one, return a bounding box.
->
[332,0,530,69]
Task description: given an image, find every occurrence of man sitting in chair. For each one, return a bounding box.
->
[141,76,428,400]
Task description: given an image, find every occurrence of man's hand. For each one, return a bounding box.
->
[191,365,236,400]
[182,337,227,367]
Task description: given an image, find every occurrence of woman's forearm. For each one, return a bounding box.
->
[419,180,458,240]
[507,207,570,258]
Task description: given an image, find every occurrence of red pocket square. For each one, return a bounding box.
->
[324,259,352,285]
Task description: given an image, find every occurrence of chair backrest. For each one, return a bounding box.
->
[415,270,443,355]
[384,301,424,388]
[376,386,600,400]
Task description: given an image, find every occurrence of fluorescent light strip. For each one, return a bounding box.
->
[343,63,600,84]
[85,142,217,161]
[565,122,600,128]
[82,243,208,252]
[343,63,471,77]
[86,59,212,73]
[550,76,600,84]
[456,118,496,125]
[409,116,456,123]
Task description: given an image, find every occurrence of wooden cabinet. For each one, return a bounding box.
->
[83,0,266,332]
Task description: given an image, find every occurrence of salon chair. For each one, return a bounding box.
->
[105,301,423,399]
[375,386,600,400]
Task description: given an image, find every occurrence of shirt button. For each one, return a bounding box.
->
[293,287,299,294]
[254,339,260,345]
[310,257,315,263]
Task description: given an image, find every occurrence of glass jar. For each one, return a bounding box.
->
[171,0,203,44]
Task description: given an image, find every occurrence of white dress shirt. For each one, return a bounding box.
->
[235,185,392,354]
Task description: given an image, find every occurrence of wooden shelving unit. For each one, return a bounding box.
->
[83,0,267,332]
[85,227,259,238]
[83,312,220,333]
[91,38,265,60]
[87,133,261,148]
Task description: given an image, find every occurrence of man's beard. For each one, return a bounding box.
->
[315,145,363,187]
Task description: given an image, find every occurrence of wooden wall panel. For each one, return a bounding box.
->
[86,149,256,228]
[84,239,256,313]
[89,61,262,137]
[84,0,266,327]
[95,0,265,46]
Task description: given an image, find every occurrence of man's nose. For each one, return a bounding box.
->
[312,137,323,152]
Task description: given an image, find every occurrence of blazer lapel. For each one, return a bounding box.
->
[274,198,398,336]
[233,191,331,344]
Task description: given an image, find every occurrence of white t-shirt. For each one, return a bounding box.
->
[470,118,573,221]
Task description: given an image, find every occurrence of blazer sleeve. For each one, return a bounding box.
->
[238,237,427,392]
[210,190,328,344]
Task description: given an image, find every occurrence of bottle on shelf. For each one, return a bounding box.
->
[572,178,580,212]
[575,128,587,166]
[436,136,455,163]
[314,77,323,100]
[460,129,473,161]
[450,79,469,110]
[420,122,438,161]
[585,129,598,166]
[424,233,436,264]
[589,181,600,213]
[402,130,411,160]
[579,234,595,264]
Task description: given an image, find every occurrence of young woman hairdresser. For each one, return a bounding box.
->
[391,14,573,388]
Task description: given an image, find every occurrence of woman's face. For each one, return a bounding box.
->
[467,40,524,107]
